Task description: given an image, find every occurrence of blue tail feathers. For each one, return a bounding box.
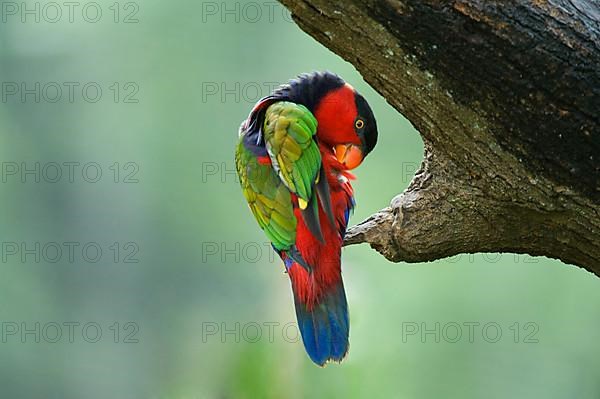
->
[293,280,349,366]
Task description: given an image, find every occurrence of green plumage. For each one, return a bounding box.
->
[263,102,320,204]
[235,101,321,251]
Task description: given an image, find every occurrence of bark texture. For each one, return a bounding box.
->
[277,0,600,276]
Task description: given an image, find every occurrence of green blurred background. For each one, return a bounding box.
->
[0,1,598,398]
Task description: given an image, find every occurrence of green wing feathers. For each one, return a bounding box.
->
[263,102,320,207]
[236,143,297,250]
[236,101,322,251]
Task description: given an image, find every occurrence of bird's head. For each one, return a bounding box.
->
[313,82,378,170]
[271,71,378,170]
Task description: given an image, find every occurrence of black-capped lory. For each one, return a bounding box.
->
[235,72,378,366]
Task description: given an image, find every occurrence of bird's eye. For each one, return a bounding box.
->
[355,119,364,129]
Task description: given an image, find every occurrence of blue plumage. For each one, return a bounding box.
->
[293,281,349,366]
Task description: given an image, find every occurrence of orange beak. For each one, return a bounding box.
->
[334,144,364,170]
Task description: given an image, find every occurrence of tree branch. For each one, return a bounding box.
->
[278,0,600,276]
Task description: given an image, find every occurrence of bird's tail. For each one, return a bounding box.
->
[292,279,349,366]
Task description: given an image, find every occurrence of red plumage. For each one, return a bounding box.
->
[286,85,358,308]
[288,147,355,309]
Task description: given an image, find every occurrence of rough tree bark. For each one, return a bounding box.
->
[277,0,600,276]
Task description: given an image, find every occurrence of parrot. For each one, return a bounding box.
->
[235,71,378,366]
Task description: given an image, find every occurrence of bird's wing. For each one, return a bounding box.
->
[236,100,336,255]
[262,101,330,242]
[235,139,297,251]
[262,102,320,206]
